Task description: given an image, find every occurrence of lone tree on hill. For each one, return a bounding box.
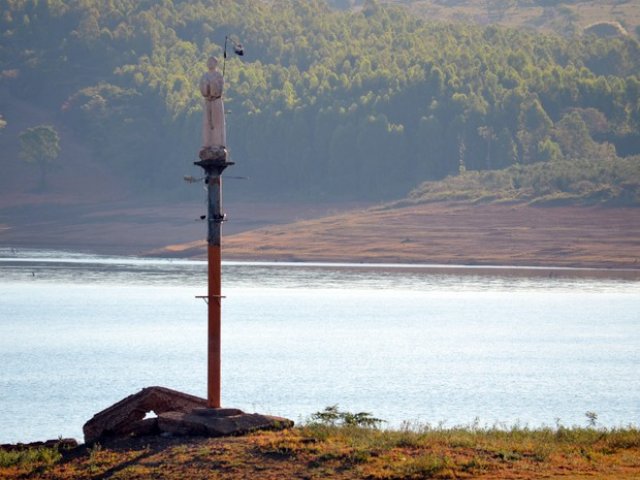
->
[19,125,61,191]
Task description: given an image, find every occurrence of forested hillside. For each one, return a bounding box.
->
[1,0,639,202]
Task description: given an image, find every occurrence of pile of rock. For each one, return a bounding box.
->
[82,386,293,444]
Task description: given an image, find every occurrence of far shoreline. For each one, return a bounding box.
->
[2,201,639,275]
[222,259,640,280]
[2,246,640,280]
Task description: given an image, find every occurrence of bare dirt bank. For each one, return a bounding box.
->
[2,193,639,273]
[0,195,367,256]
[160,202,640,271]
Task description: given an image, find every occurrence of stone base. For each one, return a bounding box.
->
[83,386,207,444]
[83,386,293,444]
[158,408,293,437]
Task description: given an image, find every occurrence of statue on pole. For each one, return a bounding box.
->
[79,43,292,443]
[200,56,226,158]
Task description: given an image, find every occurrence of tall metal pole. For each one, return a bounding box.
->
[195,152,233,409]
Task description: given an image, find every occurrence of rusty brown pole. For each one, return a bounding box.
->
[195,153,233,409]
[208,241,222,408]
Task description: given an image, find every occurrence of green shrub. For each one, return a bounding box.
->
[0,446,61,469]
[309,405,385,428]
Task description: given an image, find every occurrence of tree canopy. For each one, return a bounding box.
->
[1,0,638,202]
[19,125,61,191]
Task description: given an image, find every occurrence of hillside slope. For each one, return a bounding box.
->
[1,0,639,205]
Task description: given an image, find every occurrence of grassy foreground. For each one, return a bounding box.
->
[2,422,640,479]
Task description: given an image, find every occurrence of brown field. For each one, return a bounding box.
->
[161,202,640,272]
[2,425,640,480]
[3,192,640,274]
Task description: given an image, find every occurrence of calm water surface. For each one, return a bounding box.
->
[0,249,639,443]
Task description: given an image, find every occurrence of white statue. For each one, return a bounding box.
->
[200,56,226,149]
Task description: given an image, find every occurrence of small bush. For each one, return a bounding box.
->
[0,446,61,469]
[399,453,452,478]
[254,430,310,459]
[310,405,385,428]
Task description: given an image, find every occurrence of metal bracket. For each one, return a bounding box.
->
[195,295,226,305]
[194,157,235,176]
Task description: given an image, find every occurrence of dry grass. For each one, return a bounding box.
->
[2,423,640,479]
[167,202,640,272]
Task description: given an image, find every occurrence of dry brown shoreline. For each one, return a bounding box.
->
[2,200,639,276]
[157,202,640,274]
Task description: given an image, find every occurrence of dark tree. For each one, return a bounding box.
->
[19,125,61,191]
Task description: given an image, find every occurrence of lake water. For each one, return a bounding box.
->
[1,248,639,444]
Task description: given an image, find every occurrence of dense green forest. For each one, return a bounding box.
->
[1,0,639,202]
